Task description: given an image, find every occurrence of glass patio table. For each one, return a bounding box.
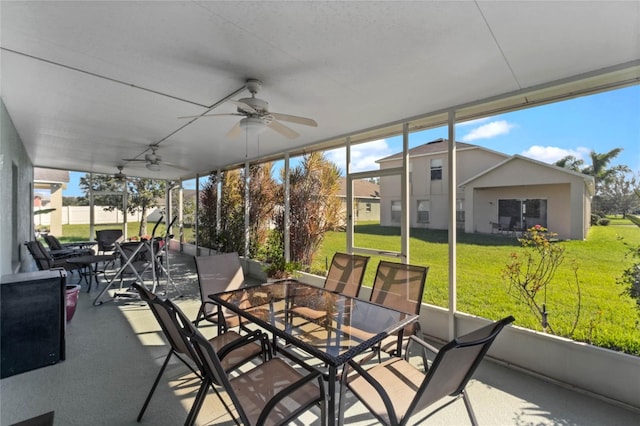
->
[210,280,419,426]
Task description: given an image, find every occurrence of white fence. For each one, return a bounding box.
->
[35,206,145,226]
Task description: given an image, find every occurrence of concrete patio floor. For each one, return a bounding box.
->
[1,251,639,425]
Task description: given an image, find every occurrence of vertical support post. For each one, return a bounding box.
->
[284,154,291,263]
[401,122,409,263]
[244,161,250,270]
[89,173,95,241]
[216,169,222,237]
[346,137,353,253]
[448,110,457,339]
[123,186,128,241]
[178,180,184,250]
[195,173,200,256]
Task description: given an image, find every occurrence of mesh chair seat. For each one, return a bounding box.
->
[340,316,515,426]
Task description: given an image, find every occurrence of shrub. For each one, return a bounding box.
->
[598,218,611,226]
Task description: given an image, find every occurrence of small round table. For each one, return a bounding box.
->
[67,254,117,292]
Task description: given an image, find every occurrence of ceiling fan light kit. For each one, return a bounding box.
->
[240,116,268,136]
[146,162,161,171]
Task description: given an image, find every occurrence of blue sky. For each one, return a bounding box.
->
[62,85,639,196]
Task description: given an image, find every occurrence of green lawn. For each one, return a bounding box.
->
[59,223,193,242]
[313,222,640,356]
[59,220,640,355]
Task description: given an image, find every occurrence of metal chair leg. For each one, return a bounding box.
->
[462,389,479,426]
[137,350,173,422]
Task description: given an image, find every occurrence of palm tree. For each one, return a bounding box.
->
[554,155,584,172]
[582,148,624,193]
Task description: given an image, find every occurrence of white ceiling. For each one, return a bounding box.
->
[1,1,639,180]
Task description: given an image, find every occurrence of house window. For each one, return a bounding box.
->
[430,159,442,181]
[365,203,372,213]
[391,200,401,223]
[456,199,465,222]
[417,200,430,223]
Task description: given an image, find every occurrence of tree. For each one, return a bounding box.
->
[597,171,640,215]
[275,152,342,267]
[79,173,166,236]
[198,164,276,255]
[582,148,625,193]
[554,155,584,172]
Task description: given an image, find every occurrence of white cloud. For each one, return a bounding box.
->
[521,146,590,164]
[461,120,515,142]
[325,139,392,173]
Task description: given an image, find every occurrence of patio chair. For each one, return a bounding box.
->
[339,316,515,426]
[369,261,429,358]
[43,234,94,256]
[193,252,248,331]
[24,240,83,282]
[95,229,123,255]
[290,252,370,323]
[132,284,270,423]
[168,298,326,426]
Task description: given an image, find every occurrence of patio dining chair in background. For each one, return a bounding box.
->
[95,229,123,255]
[193,252,248,331]
[290,252,370,324]
[369,261,429,358]
[169,298,326,426]
[339,316,515,426]
[132,284,270,423]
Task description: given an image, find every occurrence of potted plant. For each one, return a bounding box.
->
[263,256,301,281]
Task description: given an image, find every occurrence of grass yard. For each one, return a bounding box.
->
[59,222,194,242]
[313,222,640,356]
[58,219,640,355]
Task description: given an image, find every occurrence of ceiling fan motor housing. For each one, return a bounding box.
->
[237,97,268,114]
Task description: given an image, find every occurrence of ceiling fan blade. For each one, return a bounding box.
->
[269,119,299,139]
[270,112,318,127]
[229,99,258,114]
[122,158,147,162]
[161,162,191,171]
[226,121,242,139]
[178,113,243,119]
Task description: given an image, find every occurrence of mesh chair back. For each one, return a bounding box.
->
[43,235,64,251]
[25,240,54,270]
[133,284,193,357]
[324,253,370,297]
[370,261,428,333]
[194,253,245,321]
[415,316,515,412]
[165,299,231,388]
[95,229,123,253]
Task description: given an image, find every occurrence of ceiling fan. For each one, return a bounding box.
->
[179,79,317,139]
[122,145,188,172]
[114,165,127,181]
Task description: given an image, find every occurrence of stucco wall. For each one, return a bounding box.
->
[0,98,34,275]
[463,157,590,240]
[379,147,505,228]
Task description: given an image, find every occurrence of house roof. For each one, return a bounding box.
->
[376,138,504,163]
[33,168,69,184]
[459,154,596,195]
[337,178,380,199]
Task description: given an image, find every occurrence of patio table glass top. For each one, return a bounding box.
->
[210,280,418,367]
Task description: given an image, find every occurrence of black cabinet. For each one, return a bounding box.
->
[1,270,66,378]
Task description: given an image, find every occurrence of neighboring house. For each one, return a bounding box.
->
[335,178,381,225]
[377,139,594,240]
[34,168,69,235]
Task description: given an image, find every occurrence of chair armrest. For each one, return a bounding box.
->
[406,334,440,356]
[257,363,324,425]
[217,330,272,362]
